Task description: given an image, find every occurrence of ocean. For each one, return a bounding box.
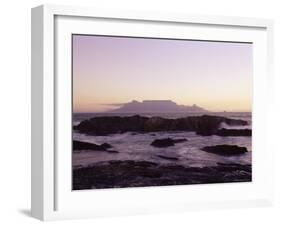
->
[72,112,252,169]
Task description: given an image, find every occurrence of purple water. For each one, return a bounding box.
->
[72,112,251,169]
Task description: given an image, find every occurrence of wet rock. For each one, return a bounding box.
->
[215,128,252,137]
[201,145,248,156]
[74,114,248,136]
[151,138,187,147]
[73,140,112,151]
[151,138,175,147]
[100,143,112,149]
[193,115,247,136]
[72,160,252,190]
[156,154,178,161]
[216,162,252,171]
[74,115,147,135]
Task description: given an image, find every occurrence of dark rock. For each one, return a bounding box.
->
[74,115,147,136]
[74,114,248,136]
[72,160,252,190]
[151,138,187,147]
[201,145,248,156]
[156,154,178,161]
[151,138,175,147]
[193,115,248,136]
[73,140,112,151]
[100,143,112,149]
[216,162,252,171]
[215,128,252,137]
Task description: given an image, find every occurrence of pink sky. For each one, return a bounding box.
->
[73,35,252,113]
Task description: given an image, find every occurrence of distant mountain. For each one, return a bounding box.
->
[109,100,208,113]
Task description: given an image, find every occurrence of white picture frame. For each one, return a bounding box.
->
[31,4,274,221]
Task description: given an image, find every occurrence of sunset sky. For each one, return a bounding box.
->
[73,35,252,113]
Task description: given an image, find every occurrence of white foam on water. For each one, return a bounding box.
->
[73,112,252,168]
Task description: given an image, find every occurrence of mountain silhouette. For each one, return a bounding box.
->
[109,100,208,113]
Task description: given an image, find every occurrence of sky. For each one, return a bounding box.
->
[72,35,252,113]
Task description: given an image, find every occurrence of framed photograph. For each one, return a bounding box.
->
[31,4,274,221]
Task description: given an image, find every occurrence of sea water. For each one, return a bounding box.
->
[72,112,251,168]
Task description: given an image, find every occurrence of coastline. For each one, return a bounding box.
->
[72,113,252,190]
[73,160,252,190]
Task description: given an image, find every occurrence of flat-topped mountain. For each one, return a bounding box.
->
[109,100,208,113]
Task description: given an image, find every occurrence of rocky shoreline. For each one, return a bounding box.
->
[215,128,251,137]
[73,160,252,190]
[72,114,251,190]
[151,138,188,147]
[73,140,112,151]
[201,145,248,156]
[74,114,249,136]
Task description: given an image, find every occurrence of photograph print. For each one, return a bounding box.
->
[72,34,252,190]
